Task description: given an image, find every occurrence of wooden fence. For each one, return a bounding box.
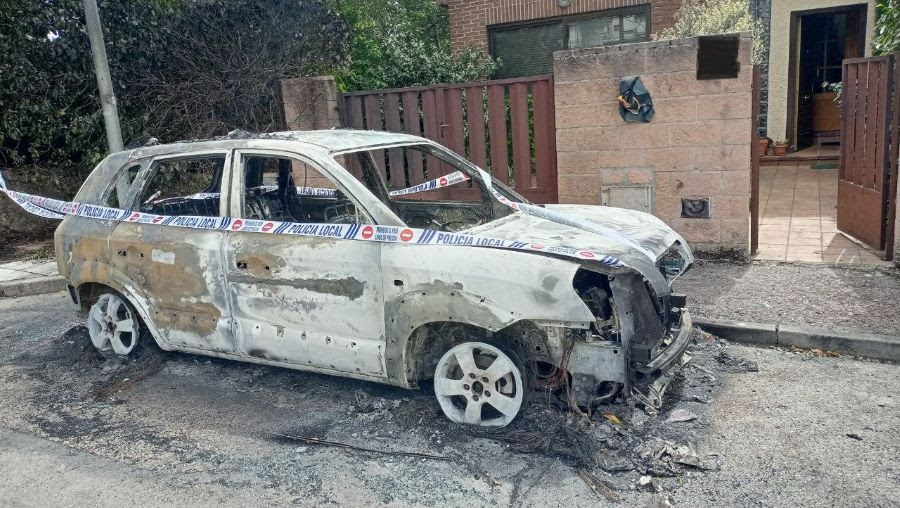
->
[838,54,898,253]
[341,75,558,204]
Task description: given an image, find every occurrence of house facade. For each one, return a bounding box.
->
[443,0,879,153]
[442,0,683,78]
[760,0,877,150]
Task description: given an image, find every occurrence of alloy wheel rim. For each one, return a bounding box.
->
[434,342,523,427]
[87,294,138,355]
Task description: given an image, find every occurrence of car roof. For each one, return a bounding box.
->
[271,130,426,152]
[127,129,428,158]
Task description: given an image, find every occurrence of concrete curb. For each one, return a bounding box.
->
[0,275,66,298]
[695,318,900,363]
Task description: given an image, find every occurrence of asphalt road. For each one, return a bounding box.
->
[1,291,898,507]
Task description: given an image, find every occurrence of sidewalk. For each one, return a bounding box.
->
[0,259,64,297]
[675,259,900,337]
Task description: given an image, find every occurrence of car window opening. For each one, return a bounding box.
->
[242,155,363,225]
[138,156,225,218]
[336,144,520,232]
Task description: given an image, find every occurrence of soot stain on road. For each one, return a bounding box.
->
[6,323,765,503]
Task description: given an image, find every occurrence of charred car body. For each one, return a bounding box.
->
[55,130,694,427]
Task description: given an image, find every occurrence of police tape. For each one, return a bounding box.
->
[0,172,626,268]
[183,171,472,202]
[388,171,469,197]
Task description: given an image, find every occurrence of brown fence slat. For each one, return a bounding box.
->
[382,93,405,186]
[750,65,761,255]
[863,61,879,188]
[442,87,465,158]
[886,54,900,259]
[363,95,386,181]
[465,86,488,169]
[345,96,364,129]
[532,78,557,196]
[486,84,509,184]
[421,89,445,179]
[874,60,890,191]
[509,82,531,190]
[401,92,425,185]
[853,63,868,186]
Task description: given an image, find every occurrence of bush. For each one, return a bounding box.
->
[874,0,900,55]
[329,0,498,91]
[655,0,764,63]
[0,0,348,194]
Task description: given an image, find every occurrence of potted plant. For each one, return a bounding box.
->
[758,136,771,155]
[772,140,789,156]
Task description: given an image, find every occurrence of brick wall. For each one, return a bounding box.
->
[553,35,754,252]
[446,0,682,51]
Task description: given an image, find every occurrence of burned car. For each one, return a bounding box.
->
[54,130,694,427]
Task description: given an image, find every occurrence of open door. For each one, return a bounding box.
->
[837,55,898,253]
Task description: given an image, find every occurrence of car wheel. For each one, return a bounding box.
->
[87,293,140,356]
[433,341,527,427]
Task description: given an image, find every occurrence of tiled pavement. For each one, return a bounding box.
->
[756,165,889,265]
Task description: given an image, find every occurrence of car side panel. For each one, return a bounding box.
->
[222,233,387,378]
[106,223,236,353]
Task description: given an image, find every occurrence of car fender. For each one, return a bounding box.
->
[381,244,596,384]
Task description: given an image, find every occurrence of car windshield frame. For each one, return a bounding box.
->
[331,141,531,208]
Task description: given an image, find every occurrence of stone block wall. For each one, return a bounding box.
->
[280,76,342,131]
[553,35,753,253]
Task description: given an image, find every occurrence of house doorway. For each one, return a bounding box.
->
[789,6,866,152]
[755,4,887,265]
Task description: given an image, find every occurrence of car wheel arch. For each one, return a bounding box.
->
[75,281,169,351]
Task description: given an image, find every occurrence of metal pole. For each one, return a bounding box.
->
[83,0,124,152]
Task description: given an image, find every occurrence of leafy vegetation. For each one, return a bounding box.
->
[328,0,498,91]
[655,0,764,63]
[0,0,347,193]
[874,0,900,55]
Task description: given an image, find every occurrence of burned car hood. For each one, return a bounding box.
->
[469,204,693,295]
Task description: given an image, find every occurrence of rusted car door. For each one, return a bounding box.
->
[222,149,387,378]
[107,151,237,353]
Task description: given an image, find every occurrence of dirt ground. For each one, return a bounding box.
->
[1,291,898,507]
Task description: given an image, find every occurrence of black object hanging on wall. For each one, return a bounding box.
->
[617,77,654,123]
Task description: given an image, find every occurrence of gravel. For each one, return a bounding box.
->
[675,260,900,336]
[0,291,898,507]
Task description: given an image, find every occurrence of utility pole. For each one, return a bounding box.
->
[83,0,124,153]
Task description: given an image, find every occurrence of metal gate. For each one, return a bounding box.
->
[341,75,558,204]
[838,54,899,255]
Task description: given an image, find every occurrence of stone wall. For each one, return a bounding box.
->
[280,76,342,131]
[553,35,754,253]
[445,0,680,51]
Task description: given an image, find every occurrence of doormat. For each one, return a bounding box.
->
[811,162,840,170]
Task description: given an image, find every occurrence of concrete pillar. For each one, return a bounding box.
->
[280,76,342,131]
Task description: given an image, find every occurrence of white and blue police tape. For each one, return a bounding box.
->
[0,170,628,267]
[388,171,470,197]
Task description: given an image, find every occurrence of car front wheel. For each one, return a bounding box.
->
[433,342,526,427]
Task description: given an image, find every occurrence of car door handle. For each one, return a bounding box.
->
[236,260,248,270]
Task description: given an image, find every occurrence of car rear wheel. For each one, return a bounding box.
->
[433,342,526,427]
[87,293,139,356]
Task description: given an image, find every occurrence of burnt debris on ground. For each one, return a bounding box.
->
[13,324,761,500]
